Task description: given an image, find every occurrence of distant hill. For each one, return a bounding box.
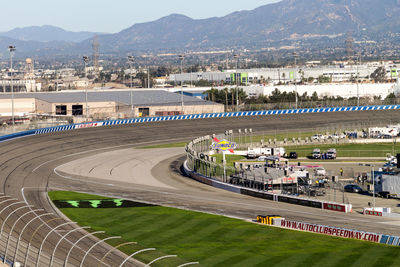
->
[1,0,400,56]
[0,25,99,43]
[93,0,400,52]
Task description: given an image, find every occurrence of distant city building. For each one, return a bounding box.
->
[0,79,41,92]
[170,65,400,85]
[0,90,223,121]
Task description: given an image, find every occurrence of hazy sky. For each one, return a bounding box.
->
[0,0,280,33]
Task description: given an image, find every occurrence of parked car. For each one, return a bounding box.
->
[344,184,363,193]
[257,156,268,161]
[311,134,325,140]
[329,133,346,140]
[286,152,298,159]
[314,167,326,176]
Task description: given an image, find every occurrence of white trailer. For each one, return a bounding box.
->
[247,147,286,158]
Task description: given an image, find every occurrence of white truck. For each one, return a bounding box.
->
[312,149,321,159]
[326,148,337,159]
[247,147,286,159]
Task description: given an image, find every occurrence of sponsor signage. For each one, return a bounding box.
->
[323,203,346,213]
[279,220,381,243]
[75,122,103,129]
[241,188,274,201]
[277,195,323,209]
[53,199,151,208]
[365,210,383,216]
[210,138,237,153]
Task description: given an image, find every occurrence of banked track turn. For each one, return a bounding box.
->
[0,110,399,266]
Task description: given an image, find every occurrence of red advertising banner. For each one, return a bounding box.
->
[323,203,346,213]
[365,210,383,216]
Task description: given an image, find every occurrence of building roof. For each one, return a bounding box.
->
[0,90,219,107]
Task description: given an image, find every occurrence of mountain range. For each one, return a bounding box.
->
[1,0,399,56]
[0,25,98,43]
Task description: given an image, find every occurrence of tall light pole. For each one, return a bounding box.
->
[128,56,134,115]
[83,56,89,122]
[178,54,185,115]
[360,163,376,209]
[355,53,361,106]
[234,54,239,111]
[8,46,16,131]
[293,52,299,109]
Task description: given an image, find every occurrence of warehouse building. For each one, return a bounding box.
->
[0,89,224,122]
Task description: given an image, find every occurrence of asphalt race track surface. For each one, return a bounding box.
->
[0,110,400,266]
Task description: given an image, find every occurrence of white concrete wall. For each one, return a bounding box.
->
[245,83,396,99]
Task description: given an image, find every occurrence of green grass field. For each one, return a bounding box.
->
[287,143,400,158]
[49,191,400,267]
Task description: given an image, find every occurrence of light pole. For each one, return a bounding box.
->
[49,226,91,267]
[372,166,375,209]
[119,248,155,267]
[64,230,105,267]
[13,213,53,263]
[293,52,299,109]
[234,54,239,111]
[359,163,376,209]
[8,46,16,131]
[79,236,121,267]
[128,56,134,115]
[355,53,361,106]
[3,209,43,264]
[35,221,77,267]
[178,55,185,115]
[83,56,89,122]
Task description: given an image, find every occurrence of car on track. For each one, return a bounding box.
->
[344,184,363,193]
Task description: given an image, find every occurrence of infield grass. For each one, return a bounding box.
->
[49,191,400,267]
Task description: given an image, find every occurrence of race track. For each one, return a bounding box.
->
[1,110,400,266]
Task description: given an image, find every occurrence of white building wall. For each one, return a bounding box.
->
[244,83,395,99]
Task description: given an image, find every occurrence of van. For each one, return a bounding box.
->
[312,149,321,159]
[326,148,337,159]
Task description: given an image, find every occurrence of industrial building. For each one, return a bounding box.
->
[170,65,400,84]
[0,89,224,122]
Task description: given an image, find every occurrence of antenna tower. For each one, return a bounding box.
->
[92,35,100,77]
[345,32,354,61]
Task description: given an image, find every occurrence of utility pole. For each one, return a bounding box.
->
[234,54,239,111]
[178,55,185,115]
[293,52,299,109]
[128,56,134,115]
[148,67,150,88]
[83,56,89,122]
[356,52,361,106]
[8,46,16,132]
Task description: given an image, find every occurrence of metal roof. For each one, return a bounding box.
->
[0,90,218,106]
